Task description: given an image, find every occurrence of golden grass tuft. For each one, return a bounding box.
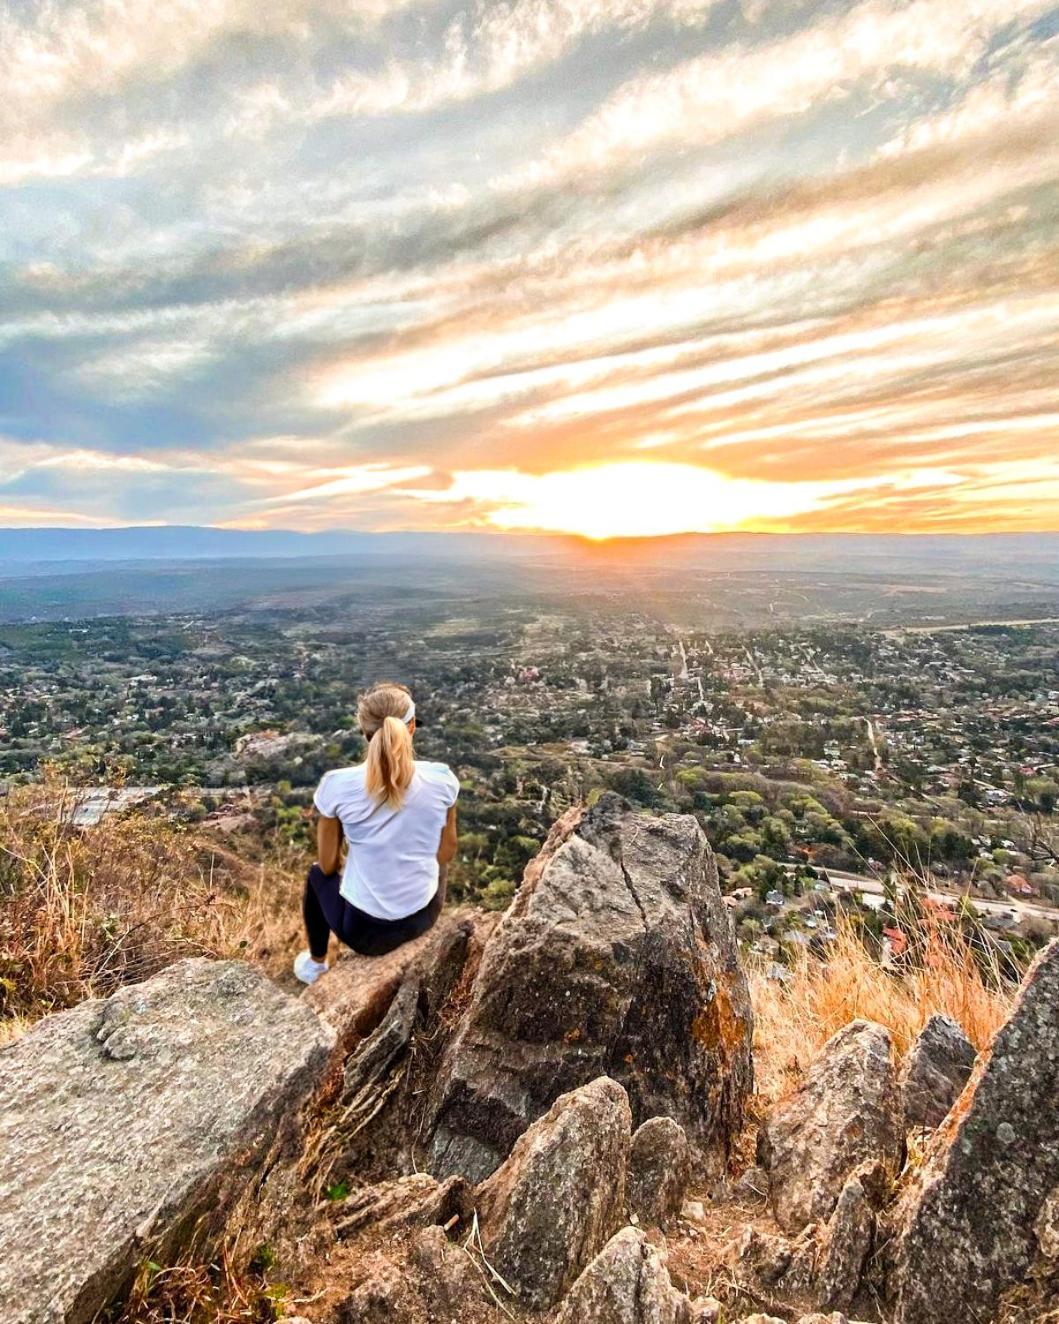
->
[0,775,304,1029]
[750,910,1016,1103]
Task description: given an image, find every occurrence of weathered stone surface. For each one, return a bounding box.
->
[409,1225,492,1321]
[690,1296,723,1322]
[304,908,491,1047]
[732,1164,769,1202]
[555,1227,695,1324]
[0,958,334,1324]
[627,1117,692,1227]
[477,1075,632,1309]
[814,1172,875,1313]
[758,1019,902,1233]
[334,1173,472,1237]
[796,1315,870,1323]
[1036,1185,1059,1262]
[900,1014,976,1130]
[309,910,496,1180]
[892,939,1059,1324]
[428,795,753,1181]
[727,1223,794,1288]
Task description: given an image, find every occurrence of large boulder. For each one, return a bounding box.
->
[758,1020,902,1233]
[0,958,334,1324]
[555,1227,696,1324]
[476,1075,632,1309]
[899,1014,976,1130]
[891,939,1059,1324]
[428,795,753,1181]
[627,1116,692,1227]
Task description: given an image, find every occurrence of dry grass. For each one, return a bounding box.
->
[105,1231,321,1324]
[0,776,304,1029]
[750,910,1016,1103]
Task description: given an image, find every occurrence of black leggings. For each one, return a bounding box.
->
[302,863,443,959]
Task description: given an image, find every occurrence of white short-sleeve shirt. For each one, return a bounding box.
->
[313,759,460,920]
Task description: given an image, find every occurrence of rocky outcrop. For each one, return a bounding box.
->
[899,1014,976,1130]
[305,907,493,1065]
[332,1173,472,1237]
[891,939,1059,1324]
[555,1227,695,1324]
[335,1229,493,1324]
[728,1171,875,1314]
[626,1117,691,1227]
[0,958,334,1324]
[476,1075,632,1309]
[794,1316,872,1324]
[813,1171,876,1313]
[758,1019,902,1233]
[308,909,496,1181]
[427,795,753,1181]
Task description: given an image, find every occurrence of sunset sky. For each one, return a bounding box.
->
[1,0,1058,538]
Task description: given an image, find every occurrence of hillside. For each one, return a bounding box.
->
[1,796,1055,1324]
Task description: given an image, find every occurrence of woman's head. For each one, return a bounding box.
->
[358,682,416,809]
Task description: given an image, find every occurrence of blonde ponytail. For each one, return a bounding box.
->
[359,683,416,809]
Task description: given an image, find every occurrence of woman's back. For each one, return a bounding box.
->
[314,758,459,919]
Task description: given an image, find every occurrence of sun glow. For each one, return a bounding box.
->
[422,461,872,540]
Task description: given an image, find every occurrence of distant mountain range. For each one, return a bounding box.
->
[1,526,1057,623]
[0,526,531,563]
[1,526,1058,577]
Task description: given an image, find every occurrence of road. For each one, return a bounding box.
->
[884,617,1059,636]
[822,868,1059,926]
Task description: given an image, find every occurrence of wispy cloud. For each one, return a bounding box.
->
[1,0,1057,534]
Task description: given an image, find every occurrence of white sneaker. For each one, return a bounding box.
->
[293,950,328,985]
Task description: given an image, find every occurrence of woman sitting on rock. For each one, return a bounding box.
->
[293,681,459,984]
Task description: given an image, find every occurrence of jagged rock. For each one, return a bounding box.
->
[690,1296,722,1322]
[334,1173,472,1237]
[737,1315,787,1323]
[335,1255,421,1324]
[428,795,753,1182]
[732,1164,769,1202]
[555,1226,696,1324]
[627,1117,691,1227]
[900,1014,976,1130]
[1036,1185,1059,1262]
[312,910,495,1178]
[0,958,334,1324]
[305,908,491,1052]
[891,939,1059,1324]
[476,1075,632,1309]
[727,1224,793,1288]
[335,1225,493,1324]
[813,1172,875,1313]
[758,1019,902,1233]
[796,1315,870,1323]
[730,1166,876,1313]
[410,1225,492,1321]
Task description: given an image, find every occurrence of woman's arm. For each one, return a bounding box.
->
[317,814,343,876]
[437,804,458,865]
